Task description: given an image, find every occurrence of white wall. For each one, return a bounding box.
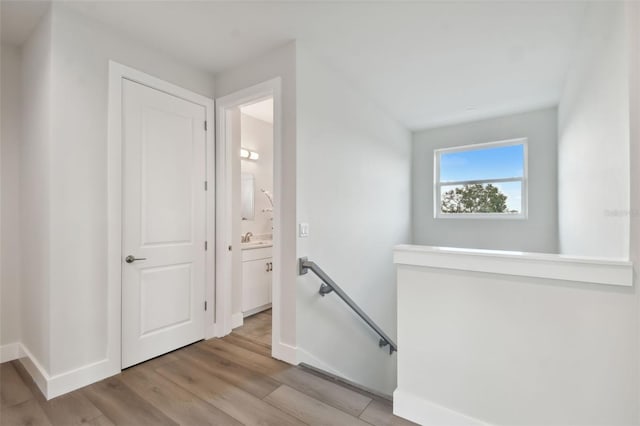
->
[296,46,411,395]
[240,113,274,237]
[558,2,630,259]
[1,43,23,348]
[19,10,53,371]
[22,4,216,378]
[397,6,640,421]
[396,263,637,425]
[626,1,640,415]
[412,107,559,253]
[215,42,298,354]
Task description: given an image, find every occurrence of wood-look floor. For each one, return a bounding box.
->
[0,310,416,426]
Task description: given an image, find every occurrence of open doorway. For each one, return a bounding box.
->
[215,79,288,361]
[235,98,274,347]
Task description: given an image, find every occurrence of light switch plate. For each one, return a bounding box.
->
[299,222,309,238]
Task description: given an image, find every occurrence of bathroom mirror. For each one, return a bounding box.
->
[241,173,255,220]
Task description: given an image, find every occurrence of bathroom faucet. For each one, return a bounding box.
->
[241,232,253,243]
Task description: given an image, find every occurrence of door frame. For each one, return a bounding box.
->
[106,61,216,373]
[215,78,292,362]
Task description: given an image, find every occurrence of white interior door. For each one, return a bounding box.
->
[122,79,207,368]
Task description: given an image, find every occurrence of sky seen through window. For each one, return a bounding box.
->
[440,144,524,212]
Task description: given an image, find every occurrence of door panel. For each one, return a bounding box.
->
[139,263,192,336]
[141,107,194,246]
[122,79,206,368]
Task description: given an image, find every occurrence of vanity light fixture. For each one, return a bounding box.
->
[240,148,259,161]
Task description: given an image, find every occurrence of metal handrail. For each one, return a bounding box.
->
[298,257,397,355]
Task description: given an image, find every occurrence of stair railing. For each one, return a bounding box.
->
[298,257,397,354]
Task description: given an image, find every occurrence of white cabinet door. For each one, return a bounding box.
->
[242,258,272,313]
[121,79,206,368]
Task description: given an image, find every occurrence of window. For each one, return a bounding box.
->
[434,138,527,218]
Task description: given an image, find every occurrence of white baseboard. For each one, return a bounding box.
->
[47,358,117,399]
[243,303,272,318]
[272,341,298,365]
[0,342,23,363]
[19,343,118,400]
[210,322,228,339]
[393,389,489,426]
[205,322,217,339]
[19,344,50,398]
[231,312,244,329]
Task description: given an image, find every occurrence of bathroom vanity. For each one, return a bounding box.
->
[241,242,273,316]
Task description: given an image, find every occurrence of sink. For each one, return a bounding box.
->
[241,240,273,250]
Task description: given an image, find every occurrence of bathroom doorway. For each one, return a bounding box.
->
[215,79,288,361]
[236,97,274,346]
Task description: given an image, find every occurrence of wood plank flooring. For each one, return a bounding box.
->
[232,310,273,347]
[0,310,416,426]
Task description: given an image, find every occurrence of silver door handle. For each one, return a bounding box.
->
[125,255,147,264]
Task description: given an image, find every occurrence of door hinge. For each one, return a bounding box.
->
[204,121,208,131]
[204,301,207,311]
[204,181,208,191]
[205,241,208,251]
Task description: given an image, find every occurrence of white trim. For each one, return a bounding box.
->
[47,358,114,400]
[435,137,526,156]
[440,176,523,186]
[436,212,525,220]
[272,341,299,365]
[231,312,244,329]
[434,137,528,219]
[393,389,489,426]
[216,78,296,364]
[19,344,49,398]
[107,61,216,379]
[214,98,233,337]
[15,343,114,400]
[394,245,633,287]
[205,80,217,340]
[242,303,272,318]
[0,342,23,363]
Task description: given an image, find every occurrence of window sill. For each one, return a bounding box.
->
[434,213,527,220]
[393,245,633,287]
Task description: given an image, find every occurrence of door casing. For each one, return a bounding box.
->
[107,61,216,373]
[215,78,295,364]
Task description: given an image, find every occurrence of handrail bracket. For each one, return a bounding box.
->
[379,339,396,355]
[298,256,398,355]
[299,256,310,275]
[319,283,333,296]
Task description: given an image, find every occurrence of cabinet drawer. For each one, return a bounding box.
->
[242,246,273,262]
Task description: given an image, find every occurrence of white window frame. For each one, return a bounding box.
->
[434,137,528,219]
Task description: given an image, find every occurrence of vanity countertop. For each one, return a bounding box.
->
[241,240,273,250]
